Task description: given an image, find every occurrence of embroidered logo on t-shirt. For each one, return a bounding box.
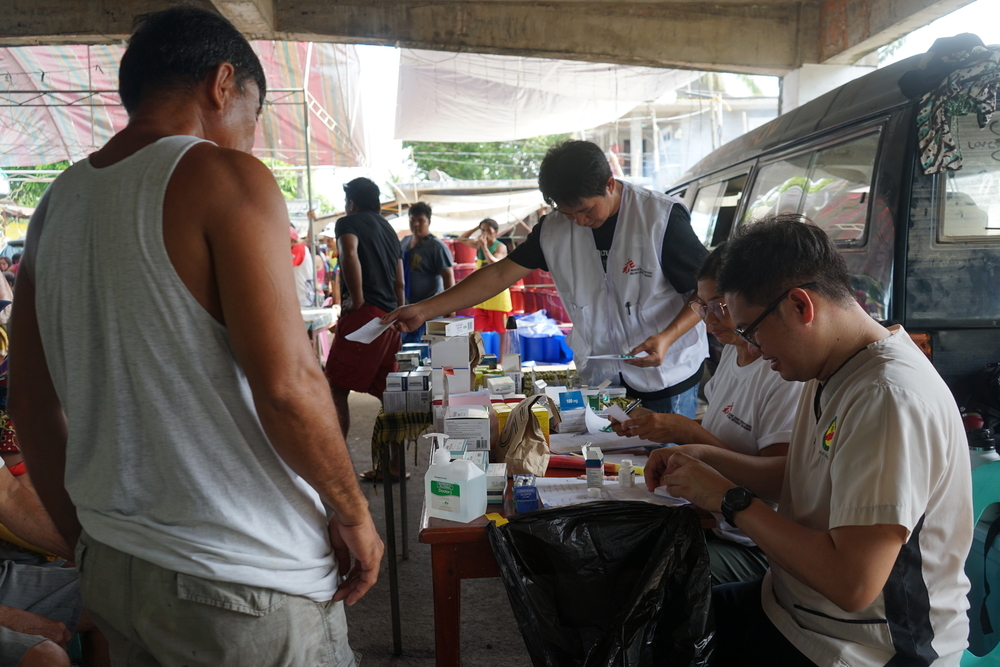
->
[821,417,837,457]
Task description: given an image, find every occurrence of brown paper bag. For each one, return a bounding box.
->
[495,394,550,476]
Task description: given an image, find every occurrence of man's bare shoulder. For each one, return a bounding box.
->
[167,143,285,234]
[175,143,278,199]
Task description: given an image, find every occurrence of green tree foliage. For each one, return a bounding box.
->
[5,161,69,207]
[405,134,571,181]
[260,158,301,199]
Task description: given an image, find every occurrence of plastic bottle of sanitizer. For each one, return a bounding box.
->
[425,436,487,523]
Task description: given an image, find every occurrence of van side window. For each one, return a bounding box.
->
[939,115,1000,240]
[802,133,880,243]
[742,131,880,246]
[689,174,748,246]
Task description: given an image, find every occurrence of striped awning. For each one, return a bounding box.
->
[0,41,365,168]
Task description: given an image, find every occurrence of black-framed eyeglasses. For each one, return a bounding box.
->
[734,283,817,349]
[689,299,727,322]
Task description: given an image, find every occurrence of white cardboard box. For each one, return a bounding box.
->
[430,336,470,369]
[426,317,474,337]
[383,390,408,415]
[406,390,431,414]
[386,371,409,392]
[407,370,431,391]
[445,405,491,450]
[432,368,472,396]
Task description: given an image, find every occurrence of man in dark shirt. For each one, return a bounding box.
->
[386,141,708,415]
[399,202,454,343]
[325,178,404,437]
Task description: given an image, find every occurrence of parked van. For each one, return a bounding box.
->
[668,41,1000,408]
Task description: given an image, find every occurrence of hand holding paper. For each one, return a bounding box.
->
[345,317,394,344]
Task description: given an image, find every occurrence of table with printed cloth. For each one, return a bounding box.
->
[368,409,433,656]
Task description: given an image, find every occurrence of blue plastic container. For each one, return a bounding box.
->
[480,330,500,357]
[520,333,573,363]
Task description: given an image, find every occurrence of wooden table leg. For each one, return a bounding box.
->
[430,543,462,667]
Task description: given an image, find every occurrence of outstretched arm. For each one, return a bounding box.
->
[384,257,531,331]
[625,295,701,368]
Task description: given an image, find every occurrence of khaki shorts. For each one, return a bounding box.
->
[76,532,357,667]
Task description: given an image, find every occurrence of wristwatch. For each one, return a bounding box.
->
[721,486,756,526]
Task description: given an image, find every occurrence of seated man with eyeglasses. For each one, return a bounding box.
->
[645,214,972,667]
[613,243,805,585]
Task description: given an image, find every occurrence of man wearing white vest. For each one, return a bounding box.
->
[386,140,708,415]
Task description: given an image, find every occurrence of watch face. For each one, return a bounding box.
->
[725,487,754,509]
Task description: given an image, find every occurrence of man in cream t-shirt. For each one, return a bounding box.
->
[644,215,972,666]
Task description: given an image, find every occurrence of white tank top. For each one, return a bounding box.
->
[30,136,338,600]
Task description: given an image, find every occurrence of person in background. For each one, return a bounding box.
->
[8,7,382,664]
[324,177,403,440]
[9,254,21,278]
[612,244,805,585]
[647,215,972,666]
[0,258,10,273]
[458,218,511,339]
[387,140,707,416]
[399,202,454,344]
[290,226,315,307]
[319,222,340,305]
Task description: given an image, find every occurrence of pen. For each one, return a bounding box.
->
[602,398,643,431]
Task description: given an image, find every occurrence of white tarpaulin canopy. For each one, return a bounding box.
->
[395,49,701,142]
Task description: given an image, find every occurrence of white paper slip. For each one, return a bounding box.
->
[605,404,631,424]
[583,407,612,433]
[653,485,691,506]
[586,351,650,360]
[345,317,394,344]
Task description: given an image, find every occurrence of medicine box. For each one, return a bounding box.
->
[486,375,516,395]
[463,450,488,472]
[407,370,431,391]
[430,335,470,369]
[385,371,409,393]
[486,463,507,503]
[406,390,431,414]
[401,342,430,362]
[395,351,421,372]
[433,367,472,396]
[446,438,468,459]
[444,405,491,450]
[383,390,408,415]
[426,317,474,337]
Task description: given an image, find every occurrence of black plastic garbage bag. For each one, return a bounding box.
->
[487,501,713,667]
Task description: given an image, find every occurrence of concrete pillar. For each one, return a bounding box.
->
[780,63,876,113]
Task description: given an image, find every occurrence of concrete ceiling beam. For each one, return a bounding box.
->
[0,0,221,45]
[276,1,811,76]
[208,0,275,36]
[819,0,978,64]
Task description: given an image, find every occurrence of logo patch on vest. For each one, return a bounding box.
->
[622,258,652,277]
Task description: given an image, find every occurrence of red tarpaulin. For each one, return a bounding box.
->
[0,41,365,167]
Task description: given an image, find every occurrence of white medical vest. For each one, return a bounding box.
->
[539,181,707,391]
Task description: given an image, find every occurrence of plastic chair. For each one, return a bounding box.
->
[962,460,1000,666]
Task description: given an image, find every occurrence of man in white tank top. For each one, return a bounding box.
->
[8,7,381,666]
